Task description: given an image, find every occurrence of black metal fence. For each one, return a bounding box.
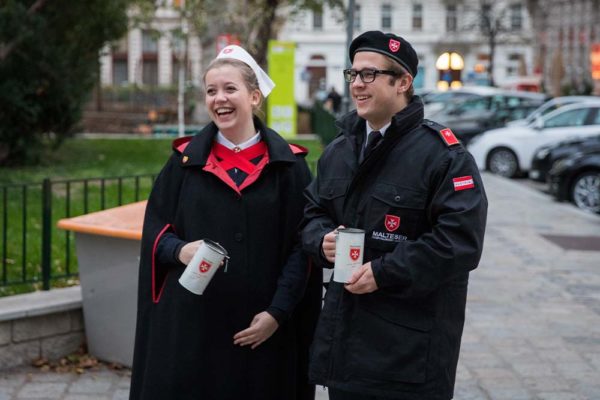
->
[0,174,155,295]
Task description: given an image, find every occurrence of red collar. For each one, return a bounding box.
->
[211,141,268,175]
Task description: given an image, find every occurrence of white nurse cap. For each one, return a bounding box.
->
[216,45,276,97]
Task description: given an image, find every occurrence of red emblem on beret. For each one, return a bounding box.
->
[389,39,401,53]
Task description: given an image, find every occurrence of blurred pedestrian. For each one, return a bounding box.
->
[326,86,342,113]
[302,31,488,400]
[130,44,321,400]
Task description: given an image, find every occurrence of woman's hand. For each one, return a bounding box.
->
[177,240,203,265]
[233,311,279,349]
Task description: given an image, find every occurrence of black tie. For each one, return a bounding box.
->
[360,130,382,163]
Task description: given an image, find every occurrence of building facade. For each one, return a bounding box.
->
[99,4,203,88]
[527,0,600,96]
[279,0,536,105]
[98,1,536,107]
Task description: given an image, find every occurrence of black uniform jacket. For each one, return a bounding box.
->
[302,98,488,400]
[130,118,322,400]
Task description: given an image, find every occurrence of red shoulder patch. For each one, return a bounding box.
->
[172,136,192,153]
[439,128,460,146]
[288,143,309,155]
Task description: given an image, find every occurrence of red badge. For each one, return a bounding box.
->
[349,247,361,261]
[389,39,401,53]
[453,176,475,191]
[199,260,212,273]
[385,214,400,232]
[223,47,234,54]
[439,128,460,146]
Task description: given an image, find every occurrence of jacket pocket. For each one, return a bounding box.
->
[365,183,427,251]
[318,179,350,221]
[344,296,432,383]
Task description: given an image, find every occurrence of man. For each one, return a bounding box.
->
[326,86,342,113]
[302,31,488,400]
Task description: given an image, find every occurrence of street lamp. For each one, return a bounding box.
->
[343,0,355,114]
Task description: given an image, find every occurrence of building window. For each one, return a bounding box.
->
[141,30,158,86]
[141,30,158,53]
[354,4,361,31]
[510,3,522,30]
[446,5,457,32]
[508,53,522,61]
[111,36,128,86]
[381,4,392,30]
[112,59,128,86]
[412,3,423,31]
[313,11,323,30]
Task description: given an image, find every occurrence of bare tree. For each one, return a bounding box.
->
[461,0,519,86]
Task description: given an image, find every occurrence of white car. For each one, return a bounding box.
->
[468,101,600,178]
[506,95,599,127]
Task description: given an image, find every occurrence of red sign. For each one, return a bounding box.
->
[216,34,240,53]
[349,247,361,261]
[389,39,400,53]
[591,43,600,80]
[385,214,400,232]
[199,260,212,273]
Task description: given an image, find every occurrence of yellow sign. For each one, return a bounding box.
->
[267,41,296,138]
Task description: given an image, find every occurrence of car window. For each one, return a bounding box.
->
[506,96,525,107]
[544,108,590,128]
[458,97,489,112]
[588,107,600,124]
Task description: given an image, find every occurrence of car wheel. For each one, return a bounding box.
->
[571,171,600,214]
[487,148,519,178]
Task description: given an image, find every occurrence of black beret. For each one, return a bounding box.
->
[349,31,419,77]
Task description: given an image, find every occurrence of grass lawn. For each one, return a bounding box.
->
[0,135,322,296]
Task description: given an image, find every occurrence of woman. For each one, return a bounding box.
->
[130,45,321,400]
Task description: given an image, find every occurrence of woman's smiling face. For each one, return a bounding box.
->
[204,64,261,137]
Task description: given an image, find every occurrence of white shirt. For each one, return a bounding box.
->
[216,131,261,151]
[364,122,391,149]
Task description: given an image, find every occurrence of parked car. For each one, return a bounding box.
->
[507,96,599,127]
[468,101,600,178]
[530,135,600,182]
[548,146,600,214]
[428,89,548,145]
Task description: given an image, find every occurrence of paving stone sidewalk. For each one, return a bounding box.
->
[1,173,599,399]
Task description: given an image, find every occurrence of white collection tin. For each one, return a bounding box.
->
[178,239,229,295]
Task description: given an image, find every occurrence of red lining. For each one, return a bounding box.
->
[203,152,242,194]
[173,136,192,153]
[152,224,172,303]
[238,153,269,192]
[288,143,309,155]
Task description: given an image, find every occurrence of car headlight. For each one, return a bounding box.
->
[551,157,575,173]
[535,147,551,159]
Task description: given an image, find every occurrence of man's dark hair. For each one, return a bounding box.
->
[385,58,414,100]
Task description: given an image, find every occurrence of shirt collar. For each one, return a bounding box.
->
[364,121,391,145]
[216,131,261,150]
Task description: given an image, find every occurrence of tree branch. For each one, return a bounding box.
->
[0,0,50,61]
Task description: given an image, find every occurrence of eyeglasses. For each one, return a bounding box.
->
[343,68,399,83]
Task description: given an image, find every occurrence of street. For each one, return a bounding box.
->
[1,173,600,400]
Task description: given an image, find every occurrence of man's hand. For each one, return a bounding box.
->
[345,262,379,294]
[177,240,203,265]
[322,225,345,263]
[233,312,279,349]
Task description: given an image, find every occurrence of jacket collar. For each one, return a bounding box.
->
[180,116,296,167]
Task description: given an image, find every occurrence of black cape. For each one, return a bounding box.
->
[130,118,321,400]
